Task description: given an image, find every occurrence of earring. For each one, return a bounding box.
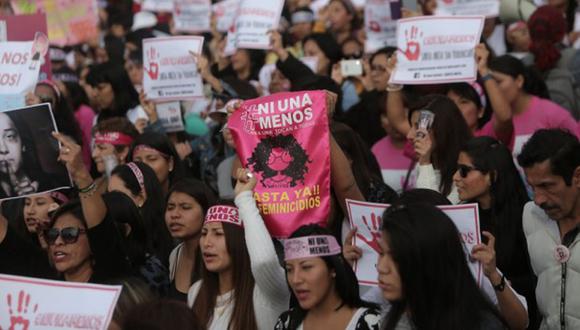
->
[22,145,26,152]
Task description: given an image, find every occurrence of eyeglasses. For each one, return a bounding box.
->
[456,164,484,178]
[44,227,86,245]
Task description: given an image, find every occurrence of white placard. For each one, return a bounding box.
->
[0,41,41,95]
[142,36,204,101]
[346,199,483,287]
[365,0,400,53]
[390,16,484,84]
[233,0,284,49]
[142,0,174,12]
[173,0,212,33]
[157,101,185,132]
[574,12,580,49]
[0,274,121,330]
[435,0,500,17]
[212,0,240,32]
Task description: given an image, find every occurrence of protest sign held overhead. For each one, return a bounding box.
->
[142,36,204,101]
[390,15,484,84]
[435,0,500,17]
[141,0,174,12]
[156,101,185,132]
[228,91,331,238]
[0,41,44,95]
[173,0,212,33]
[231,0,284,49]
[346,200,483,287]
[212,0,239,32]
[364,0,401,53]
[0,274,121,330]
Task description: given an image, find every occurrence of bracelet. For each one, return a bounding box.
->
[480,71,494,82]
[492,274,506,292]
[386,83,403,92]
[77,181,96,194]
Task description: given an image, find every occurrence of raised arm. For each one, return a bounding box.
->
[385,55,411,136]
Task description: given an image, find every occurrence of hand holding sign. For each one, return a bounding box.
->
[234,168,258,196]
[343,227,363,267]
[470,231,497,278]
[474,43,490,75]
[53,132,89,185]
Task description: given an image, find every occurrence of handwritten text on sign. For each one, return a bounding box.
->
[0,41,40,94]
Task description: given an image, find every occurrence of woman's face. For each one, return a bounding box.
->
[92,143,125,174]
[269,69,291,94]
[165,192,204,239]
[491,71,523,104]
[453,152,491,203]
[231,50,251,73]
[108,174,145,207]
[327,0,353,33]
[304,40,330,75]
[377,233,402,301]
[0,112,22,176]
[341,40,361,59]
[23,194,57,233]
[285,257,335,310]
[200,222,232,273]
[446,90,482,132]
[507,28,531,52]
[370,54,390,91]
[133,148,172,186]
[48,213,91,275]
[34,84,57,109]
[94,82,115,110]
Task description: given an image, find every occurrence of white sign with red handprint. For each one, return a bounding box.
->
[435,0,500,18]
[390,16,484,84]
[142,36,204,101]
[0,274,121,330]
[364,0,401,53]
[231,0,284,49]
[173,0,212,33]
[346,200,483,287]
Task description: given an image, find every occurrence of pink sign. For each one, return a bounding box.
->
[228,91,331,238]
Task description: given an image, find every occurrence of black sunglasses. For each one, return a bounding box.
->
[456,164,484,178]
[44,227,86,245]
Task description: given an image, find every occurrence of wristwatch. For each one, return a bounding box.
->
[493,274,506,292]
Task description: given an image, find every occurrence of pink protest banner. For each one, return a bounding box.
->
[346,199,482,287]
[228,91,331,238]
[11,0,99,47]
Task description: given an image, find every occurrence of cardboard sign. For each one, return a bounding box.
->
[0,41,42,95]
[142,36,204,101]
[346,200,483,287]
[232,0,284,49]
[142,0,174,12]
[156,101,184,132]
[228,91,331,238]
[0,274,121,330]
[212,0,239,32]
[435,0,500,17]
[11,0,99,47]
[364,0,401,53]
[390,16,484,84]
[173,0,211,33]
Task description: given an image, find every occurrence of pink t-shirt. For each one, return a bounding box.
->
[372,136,415,193]
[74,104,96,170]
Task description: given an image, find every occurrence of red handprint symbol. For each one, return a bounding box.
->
[356,213,382,253]
[6,290,38,330]
[144,47,160,80]
[400,26,423,61]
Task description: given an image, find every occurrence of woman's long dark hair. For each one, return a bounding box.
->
[408,95,472,197]
[446,82,492,129]
[111,162,174,265]
[460,136,529,270]
[283,224,377,330]
[488,55,550,99]
[193,203,257,330]
[381,203,506,330]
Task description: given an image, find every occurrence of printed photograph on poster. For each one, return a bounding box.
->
[390,15,484,84]
[0,103,72,200]
[435,0,500,17]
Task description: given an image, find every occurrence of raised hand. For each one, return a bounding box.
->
[234,168,257,196]
[343,227,363,267]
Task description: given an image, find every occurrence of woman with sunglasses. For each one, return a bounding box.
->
[189,168,289,330]
[454,136,538,329]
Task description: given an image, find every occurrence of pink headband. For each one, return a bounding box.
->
[50,191,69,204]
[469,81,487,109]
[133,144,169,159]
[126,162,145,193]
[94,132,134,146]
[507,21,527,34]
[284,235,341,261]
[38,79,61,99]
[204,205,242,227]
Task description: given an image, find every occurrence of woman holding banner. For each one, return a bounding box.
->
[188,168,289,330]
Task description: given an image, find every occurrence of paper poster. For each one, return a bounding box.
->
[390,15,484,84]
[142,0,174,12]
[173,0,211,33]
[232,0,284,49]
[0,103,72,200]
[346,200,482,287]
[212,0,239,32]
[364,0,401,53]
[11,0,99,47]
[156,101,184,132]
[435,0,500,17]
[574,12,580,49]
[0,13,51,81]
[0,41,43,95]
[0,274,121,330]
[228,91,331,238]
[142,36,204,101]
